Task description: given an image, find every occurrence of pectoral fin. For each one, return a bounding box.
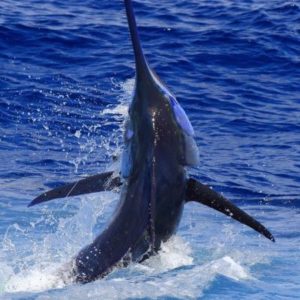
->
[186,178,275,242]
[29,171,122,207]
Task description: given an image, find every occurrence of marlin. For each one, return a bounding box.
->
[29,0,274,284]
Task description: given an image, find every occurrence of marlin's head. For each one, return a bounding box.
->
[121,0,199,179]
[120,63,199,178]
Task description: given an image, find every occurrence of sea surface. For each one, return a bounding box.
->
[0,0,299,299]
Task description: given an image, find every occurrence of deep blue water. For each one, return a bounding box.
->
[1,0,300,299]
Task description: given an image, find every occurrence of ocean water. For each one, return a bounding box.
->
[0,0,299,299]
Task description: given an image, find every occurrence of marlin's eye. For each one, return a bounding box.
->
[122,119,134,178]
[126,128,134,140]
[169,96,194,136]
[124,119,134,141]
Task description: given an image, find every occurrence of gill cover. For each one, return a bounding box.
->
[174,98,199,167]
[152,74,199,167]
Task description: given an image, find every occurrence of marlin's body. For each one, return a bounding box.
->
[29,0,274,284]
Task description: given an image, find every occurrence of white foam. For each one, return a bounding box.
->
[207,255,251,281]
[0,190,254,298]
[0,221,252,297]
[0,191,118,295]
[101,78,134,118]
[101,103,128,117]
[137,236,194,274]
[28,253,250,300]
[4,265,64,293]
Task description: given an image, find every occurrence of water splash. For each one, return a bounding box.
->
[1,233,253,299]
[0,191,118,294]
